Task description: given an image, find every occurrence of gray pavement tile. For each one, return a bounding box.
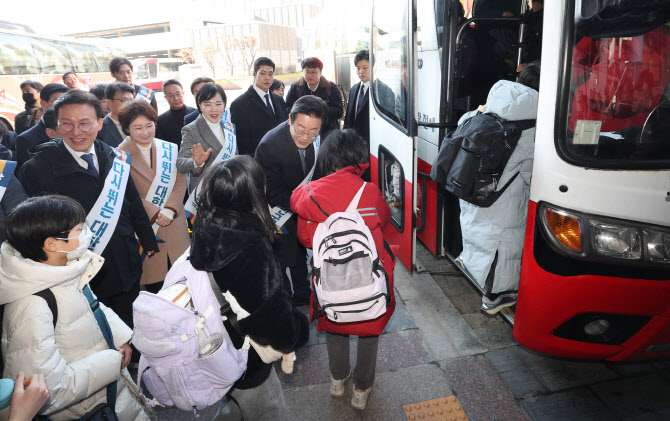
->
[440,355,530,421]
[589,375,670,420]
[519,389,618,421]
[473,325,518,351]
[283,383,364,421]
[604,360,657,377]
[382,291,416,334]
[434,273,480,299]
[416,247,462,275]
[515,346,618,392]
[485,348,547,399]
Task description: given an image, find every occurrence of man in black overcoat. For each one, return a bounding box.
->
[19,90,159,329]
[230,57,289,156]
[156,79,196,149]
[344,50,372,181]
[254,96,328,305]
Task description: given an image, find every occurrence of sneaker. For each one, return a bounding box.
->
[351,387,372,410]
[330,371,350,397]
[481,293,517,315]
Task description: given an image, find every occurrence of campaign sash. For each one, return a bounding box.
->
[184,111,236,221]
[0,160,17,203]
[87,150,131,255]
[145,139,178,232]
[269,134,320,230]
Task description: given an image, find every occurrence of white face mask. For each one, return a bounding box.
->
[55,224,93,261]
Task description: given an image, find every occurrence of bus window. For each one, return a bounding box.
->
[0,33,40,75]
[148,62,158,79]
[90,47,115,73]
[372,0,410,131]
[379,146,405,231]
[29,37,73,74]
[135,63,150,80]
[159,62,180,73]
[64,43,97,73]
[562,22,670,167]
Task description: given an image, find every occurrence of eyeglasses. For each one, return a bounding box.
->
[58,121,95,132]
[304,70,320,76]
[166,93,183,99]
[292,126,319,140]
[111,98,131,103]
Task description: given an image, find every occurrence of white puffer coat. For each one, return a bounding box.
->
[0,244,149,421]
[457,80,539,294]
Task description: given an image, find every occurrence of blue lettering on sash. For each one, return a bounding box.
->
[111,161,125,188]
[90,220,110,249]
[161,161,171,184]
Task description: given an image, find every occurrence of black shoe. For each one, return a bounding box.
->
[293,295,310,306]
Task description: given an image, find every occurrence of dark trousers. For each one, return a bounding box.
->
[326,333,379,390]
[98,280,140,329]
[281,242,311,299]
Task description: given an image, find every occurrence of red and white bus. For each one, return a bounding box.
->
[131,58,184,91]
[367,0,670,361]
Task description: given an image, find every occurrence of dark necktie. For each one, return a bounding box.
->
[356,85,367,116]
[298,148,306,176]
[264,93,275,117]
[81,153,99,179]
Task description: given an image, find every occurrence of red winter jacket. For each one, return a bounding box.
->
[290,164,397,337]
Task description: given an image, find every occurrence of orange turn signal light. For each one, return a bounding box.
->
[545,208,582,251]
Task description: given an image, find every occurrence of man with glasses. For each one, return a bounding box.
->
[100,83,134,147]
[19,89,158,332]
[255,95,328,306]
[285,57,343,138]
[156,79,196,150]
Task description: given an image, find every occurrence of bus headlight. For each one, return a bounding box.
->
[644,230,670,263]
[591,223,641,260]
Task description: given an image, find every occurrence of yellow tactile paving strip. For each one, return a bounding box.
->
[404,395,469,421]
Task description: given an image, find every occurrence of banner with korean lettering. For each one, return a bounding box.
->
[0,160,17,203]
[145,139,178,215]
[86,150,131,255]
[184,110,236,220]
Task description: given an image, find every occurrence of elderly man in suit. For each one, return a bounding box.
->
[99,82,134,147]
[255,95,328,305]
[344,50,372,181]
[156,79,196,149]
[230,57,289,156]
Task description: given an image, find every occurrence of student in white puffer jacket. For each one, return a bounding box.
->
[0,195,149,421]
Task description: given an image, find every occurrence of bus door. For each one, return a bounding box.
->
[370,0,418,270]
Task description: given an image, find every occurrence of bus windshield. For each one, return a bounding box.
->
[561,21,670,168]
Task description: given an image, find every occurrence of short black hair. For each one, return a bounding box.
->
[270,79,284,92]
[354,50,369,65]
[254,57,275,73]
[316,129,368,176]
[105,82,135,100]
[190,77,215,95]
[63,71,76,81]
[163,79,182,90]
[196,83,227,112]
[54,90,104,119]
[4,195,86,262]
[109,57,133,74]
[20,80,43,92]
[301,57,323,70]
[89,84,107,101]
[42,108,58,130]
[519,61,541,91]
[40,83,69,102]
[289,95,328,122]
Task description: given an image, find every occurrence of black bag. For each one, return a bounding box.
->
[430,112,535,207]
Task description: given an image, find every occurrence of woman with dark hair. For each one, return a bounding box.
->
[270,79,285,98]
[117,100,190,293]
[0,195,150,420]
[189,155,308,420]
[290,129,397,411]
[14,81,44,135]
[177,83,235,193]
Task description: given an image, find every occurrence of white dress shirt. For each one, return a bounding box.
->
[355,81,370,116]
[253,83,274,114]
[63,141,98,173]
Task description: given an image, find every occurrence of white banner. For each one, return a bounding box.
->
[145,139,178,233]
[86,150,131,255]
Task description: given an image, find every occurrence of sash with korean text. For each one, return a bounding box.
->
[0,160,17,203]
[184,111,236,221]
[145,139,178,232]
[86,150,131,255]
[269,134,320,231]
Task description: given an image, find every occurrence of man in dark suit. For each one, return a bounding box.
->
[231,57,289,156]
[99,82,134,147]
[19,90,159,329]
[156,79,195,149]
[15,83,69,170]
[344,49,372,181]
[184,77,214,126]
[255,95,328,305]
[109,56,158,112]
[285,57,343,138]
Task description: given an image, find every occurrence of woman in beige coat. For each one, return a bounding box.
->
[118,100,190,291]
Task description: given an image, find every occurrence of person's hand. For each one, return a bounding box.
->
[156,213,172,227]
[517,63,527,72]
[145,250,156,258]
[9,372,49,421]
[191,143,213,167]
[117,343,132,369]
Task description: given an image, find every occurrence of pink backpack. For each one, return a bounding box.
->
[132,249,248,413]
[311,182,391,323]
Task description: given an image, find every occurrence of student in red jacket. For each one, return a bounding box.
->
[290,129,397,411]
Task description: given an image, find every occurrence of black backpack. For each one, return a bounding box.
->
[430,112,535,207]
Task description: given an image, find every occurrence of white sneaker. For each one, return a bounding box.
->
[330,371,350,397]
[351,387,372,410]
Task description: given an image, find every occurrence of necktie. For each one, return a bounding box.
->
[264,93,275,117]
[81,153,99,179]
[298,148,306,176]
[356,85,367,116]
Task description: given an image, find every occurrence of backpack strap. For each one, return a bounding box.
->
[306,183,329,217]
[513,119,536,131]
[345,183,367,213]
[207,272,240,334]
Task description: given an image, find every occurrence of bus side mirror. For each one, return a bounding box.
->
[576,0,670,38]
